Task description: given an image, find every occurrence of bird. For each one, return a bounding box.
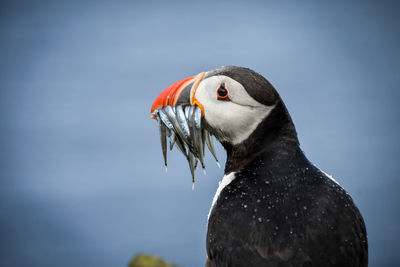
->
[150,66,368,267]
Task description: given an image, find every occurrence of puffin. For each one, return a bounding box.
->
[150,66,368,267]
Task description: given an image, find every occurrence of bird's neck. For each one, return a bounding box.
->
[222,100,301,174]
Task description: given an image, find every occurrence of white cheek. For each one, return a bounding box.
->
[205,102,274,144]
[195,77,275,145]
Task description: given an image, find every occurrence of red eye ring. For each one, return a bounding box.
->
[217,83,229,100]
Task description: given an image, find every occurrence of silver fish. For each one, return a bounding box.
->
[194,106,202,129]
[164,106,191,148]
[188,152,196,183]
[188,105,196,121]
[194,106,205,170]
[184,105,190,119]
[157,114,167,171]
[175,134,188,159]
[204,129,220,168]
[170,131,176,150]
[176,105,191,142]
[154,103,221,185]
[188,106,205,171]
[187,106,198,153]
[158,109,174,131]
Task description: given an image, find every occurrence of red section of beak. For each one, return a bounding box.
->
[150,75,196,116]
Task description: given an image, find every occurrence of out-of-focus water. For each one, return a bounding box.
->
[1,1,399,266]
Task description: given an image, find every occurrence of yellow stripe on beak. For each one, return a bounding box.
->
[189,72,206,116]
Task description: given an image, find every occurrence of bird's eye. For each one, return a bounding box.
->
[217,83,229,100]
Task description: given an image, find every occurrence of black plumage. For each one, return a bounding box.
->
[205,67,368,267]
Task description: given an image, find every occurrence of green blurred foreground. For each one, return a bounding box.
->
[129,254,181,267]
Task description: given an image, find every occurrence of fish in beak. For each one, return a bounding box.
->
[150,72,220,186]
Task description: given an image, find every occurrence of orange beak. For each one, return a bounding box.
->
[150,72,205,119]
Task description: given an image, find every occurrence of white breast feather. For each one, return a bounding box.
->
[208,172,236,221]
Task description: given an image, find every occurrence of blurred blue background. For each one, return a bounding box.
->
[1,1,399,266]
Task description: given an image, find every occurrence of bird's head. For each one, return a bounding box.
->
[151,66,297,179]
